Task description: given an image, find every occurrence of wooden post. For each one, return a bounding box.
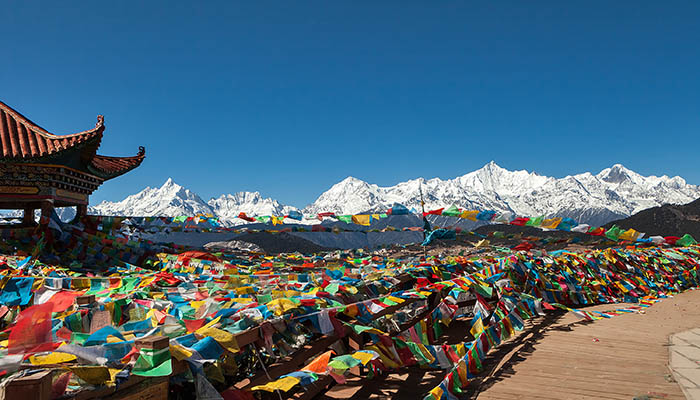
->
[135,335,170,351]
[0,370,52,400]
[76,294,96,306]
[22,207,36,226]
[76,204,88,220]
[39,200,54,226]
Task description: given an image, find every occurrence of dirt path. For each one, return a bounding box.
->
[322,290,700,399]
[473,289,700,400]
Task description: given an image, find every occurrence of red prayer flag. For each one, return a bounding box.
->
[46,291,81,313]
[8,302,54,354]
[184,319,206,333]
[510,217,530,226]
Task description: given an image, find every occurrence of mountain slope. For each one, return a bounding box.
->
[92,179,299,225]
[93,178,215,217]
[604,198,700,238]
[303,162,700,226]
[208,192,298,223]
[89,163,700,227]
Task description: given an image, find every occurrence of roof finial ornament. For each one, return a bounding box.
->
[96,115,104,128]
[138,146,145,156]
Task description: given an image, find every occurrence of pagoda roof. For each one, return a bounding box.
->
[0,100,144,179]
[88,146,146,179]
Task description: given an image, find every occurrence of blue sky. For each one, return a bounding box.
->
[2,2,699,207]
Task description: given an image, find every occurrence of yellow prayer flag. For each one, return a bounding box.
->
[189,300,205,309]
[251,376,301,392]
[351,214,371,226]
[428,386,444,399]
[69,366,111,385]
[619,229,641,241]
[541,217,562,229]
[138,276,156,288]
[475,239,490,248]
[196,326,239,353]
[350,351,375,365]
[30,352,77,365]
[365,344,401,369]
[470,317,484,338]
[460,210,479,221]
[170,344,194,361]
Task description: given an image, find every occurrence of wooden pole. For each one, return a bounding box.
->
[39,200,54,226]
[22,207,36,227]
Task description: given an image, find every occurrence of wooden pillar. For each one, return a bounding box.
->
[39,200,54,226]
[22,207,36,226]
[76,204,88,218]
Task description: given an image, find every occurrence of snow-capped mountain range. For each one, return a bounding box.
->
[80,162,700,226]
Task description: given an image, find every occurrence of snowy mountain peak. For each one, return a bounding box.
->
[598,164,634,184]
[90,163,700,227]
[94,178,214,218]
[480,160,503,171]
[207,191,297,224]
[337,176,369,187]
[304,164,700,225]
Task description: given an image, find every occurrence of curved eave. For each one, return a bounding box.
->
[0,100,105,161]
[87,146,146,180]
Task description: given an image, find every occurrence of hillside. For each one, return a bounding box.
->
[605,198,700,238]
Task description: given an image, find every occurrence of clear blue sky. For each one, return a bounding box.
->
[2,2,699,207]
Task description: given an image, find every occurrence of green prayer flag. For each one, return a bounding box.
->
[337,215,353,224]
[325,283,340,295]
[605,225,622,241]
[442,205,461,217]
[132,347,172,377]
[677,234,697,247]
[406,342,433,365]
[469,345,482,371]
[526,216,544,227]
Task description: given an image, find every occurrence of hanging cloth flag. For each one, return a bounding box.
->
[286,210,303,220]
[526,216,544,227]
[352,215,371,226]
[571,224,590,233]
[442,205,461,217]
[676,234,697,247]
[424,208,444,217]
[510,217,530,226]
[540,217,562,230]
[132,347,172,377]
[252,376,301,392]
[237,213,256,223]
[470,317,484,338]
[0,277,35,306]
[302,350,336,374]
[605,225,623,241]
[460,210,479,221]
[389,203,410,215]
[476,211,496,221]
[557,218,578,231]
[8,302,53,354]
[336,215,353,224]
[619,229,642,241]
[588,226,606,236]
[255,216,271,224]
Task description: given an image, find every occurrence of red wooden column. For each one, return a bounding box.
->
[39,200,54,226]
[22,207,36,226]
[75,204,88,222]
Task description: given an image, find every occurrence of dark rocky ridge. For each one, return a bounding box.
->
[604,198,700,238]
